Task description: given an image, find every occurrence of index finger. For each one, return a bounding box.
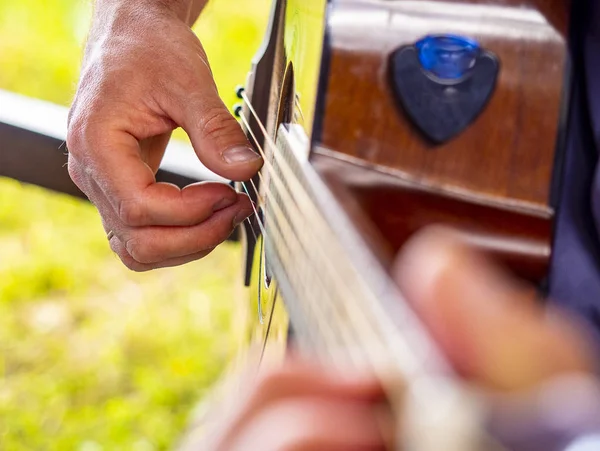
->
[76,129,240,227]
[393,227,596,392]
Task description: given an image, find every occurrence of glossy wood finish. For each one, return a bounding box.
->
[313,0,571,283]
[313,150,553,282]
[283,0,327,138]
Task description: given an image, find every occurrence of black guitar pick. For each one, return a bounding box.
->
[389,40,499,144]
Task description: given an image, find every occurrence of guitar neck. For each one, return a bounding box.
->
[259,123,503,450]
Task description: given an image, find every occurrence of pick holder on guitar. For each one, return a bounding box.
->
[390,34,499,144]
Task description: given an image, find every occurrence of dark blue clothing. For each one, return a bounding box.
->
[549,0,600,341]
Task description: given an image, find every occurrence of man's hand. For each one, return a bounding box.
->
[67,0,261,271]
[396,227,595,392]
[199,361,390,451]
[189,228,598,450]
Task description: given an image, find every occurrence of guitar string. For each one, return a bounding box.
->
[237,140,342,357]
[242,85,478,396]
[238,90,419,362]
[237,103,386,362]
[235,104,496,448]
[239,184,259,243]
[239,181,266,324]
[238,70,481,386]
[237,107,427,379]
[238,113,366,364]
[239,181,263,240]
[228,86,501,448]
[237,96,424,370]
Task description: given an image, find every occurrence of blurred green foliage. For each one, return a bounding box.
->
[0,0,269,110]
[0,0,269,449]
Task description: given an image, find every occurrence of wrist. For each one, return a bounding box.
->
[95,0,195,23]
[85,0,191,62]
[92,0,192,33]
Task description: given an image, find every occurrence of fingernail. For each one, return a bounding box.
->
[396,234,453,308]
[232,210,251,228]
[397,228,517,315]
[213,196,236,212]
[222,146,262,164]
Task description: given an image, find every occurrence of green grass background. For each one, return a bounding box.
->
[0,0,270,449]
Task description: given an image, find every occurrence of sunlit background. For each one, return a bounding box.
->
[0,0,270,449]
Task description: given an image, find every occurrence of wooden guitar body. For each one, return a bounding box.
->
[315,0,570,285]
[236,0,571,447]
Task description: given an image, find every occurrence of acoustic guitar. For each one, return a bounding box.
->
[232,0,571,449]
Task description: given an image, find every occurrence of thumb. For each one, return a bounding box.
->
[170,78,263,182]
[393,227,596,392]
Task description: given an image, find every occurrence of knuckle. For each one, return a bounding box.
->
[66,118,85,158]
[118,199,147,227]
[124,237,156,265]
[66,158,84,188]
[107,238,147,272]
[66,111,103,161]
[66,156,95,199]
[197,106,237,139]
